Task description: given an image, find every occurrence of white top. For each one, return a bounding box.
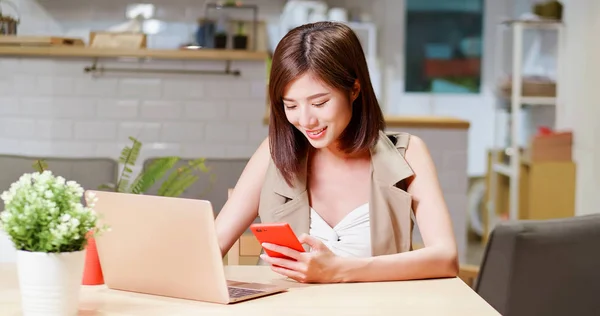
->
[309,203,372,257]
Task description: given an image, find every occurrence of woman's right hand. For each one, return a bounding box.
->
[260,234,345,284]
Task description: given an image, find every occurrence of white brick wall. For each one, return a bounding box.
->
[0,57,268,162]
[0,0,272,177]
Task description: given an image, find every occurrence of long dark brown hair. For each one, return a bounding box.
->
[268,21,385,186]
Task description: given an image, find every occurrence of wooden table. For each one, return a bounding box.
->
[0,264,499,315]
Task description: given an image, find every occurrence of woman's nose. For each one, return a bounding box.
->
[299,110,317,128]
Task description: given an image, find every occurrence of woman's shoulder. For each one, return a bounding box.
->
[381,131,432,174]
[383,131,428,152]
[236,136,273,189]
[253,137,280,184]
[391,133,433,174]
[384,131,411,150]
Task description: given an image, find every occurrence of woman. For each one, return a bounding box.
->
[215,21,458,284]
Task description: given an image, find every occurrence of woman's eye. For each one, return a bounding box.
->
[313,101,327,107]
[284,104,296,110]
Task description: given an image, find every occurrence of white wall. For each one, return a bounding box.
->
[560,0,600,216]
[1,0,275,161]
[0,57,268,160]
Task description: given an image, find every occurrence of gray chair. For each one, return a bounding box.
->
[474,214,600,316]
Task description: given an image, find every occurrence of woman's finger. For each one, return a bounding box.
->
[260,254,303,271]
[271,266,307,283]
[262,243,303,261]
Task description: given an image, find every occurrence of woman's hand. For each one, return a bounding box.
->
[260,234,344,284]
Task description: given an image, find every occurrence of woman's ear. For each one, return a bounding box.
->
[351,79,361,102]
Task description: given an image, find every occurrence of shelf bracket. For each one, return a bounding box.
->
[83,59,241,76]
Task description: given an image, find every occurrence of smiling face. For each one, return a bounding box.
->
[282,72,359,151]
[266,22,385,185]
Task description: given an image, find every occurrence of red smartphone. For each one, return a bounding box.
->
[249,223,305,260]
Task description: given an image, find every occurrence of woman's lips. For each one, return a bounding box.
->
[306,127,327,140]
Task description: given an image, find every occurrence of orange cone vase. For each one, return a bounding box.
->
[82,234,104,285]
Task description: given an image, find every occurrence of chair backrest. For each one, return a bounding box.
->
[475,214,600,316]
[0,155,118,209]
[0,155,118,189]
[225,188,262,265]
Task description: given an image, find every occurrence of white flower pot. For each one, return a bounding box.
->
[16,250,86,316]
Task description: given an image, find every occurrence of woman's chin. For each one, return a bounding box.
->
[306,138,330,148]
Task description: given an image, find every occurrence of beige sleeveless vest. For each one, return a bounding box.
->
[258,130,415,258]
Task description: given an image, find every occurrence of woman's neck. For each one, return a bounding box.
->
[311,142,371,164]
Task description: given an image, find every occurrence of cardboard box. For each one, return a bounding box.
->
[519,161,576,220]
[89,31,147,49]
[529,131,573,162]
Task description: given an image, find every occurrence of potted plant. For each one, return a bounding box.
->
[34,136,214,286]
[233,21,248,50]
[214,31,227,49]
[0,170,107,315]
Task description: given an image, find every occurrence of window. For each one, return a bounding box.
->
[404,0,484,93]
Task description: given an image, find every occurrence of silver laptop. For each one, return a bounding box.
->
[89,190,287,304]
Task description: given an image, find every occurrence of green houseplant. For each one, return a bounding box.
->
[0,170,107,315]
[32,136,214,286]
[233,21,248,50]
[33,137,214,198]
[98,136,214,197]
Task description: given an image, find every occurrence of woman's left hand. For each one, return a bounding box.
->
[260,234,344,284]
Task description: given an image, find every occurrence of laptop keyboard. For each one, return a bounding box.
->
[228,286,266,298]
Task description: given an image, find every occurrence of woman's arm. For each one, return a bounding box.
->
[337,135,459,282]
[215,137,271,257]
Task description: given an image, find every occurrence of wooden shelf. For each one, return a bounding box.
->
[0,46,269,61]
[501,18,563,29]
[263,113,470,130]
[384,115,470,129]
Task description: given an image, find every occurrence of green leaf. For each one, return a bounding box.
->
[130,157,179,194]
[116,179,129,193]
[162,173,199,197]
[157,165,185,196]
[187,158,216,198]
[116,137,142,193]
[156,158,212,197]
[188,158,210,173]
[32,159,48,173]
[157,163,193,196]
[97,183,116,191]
